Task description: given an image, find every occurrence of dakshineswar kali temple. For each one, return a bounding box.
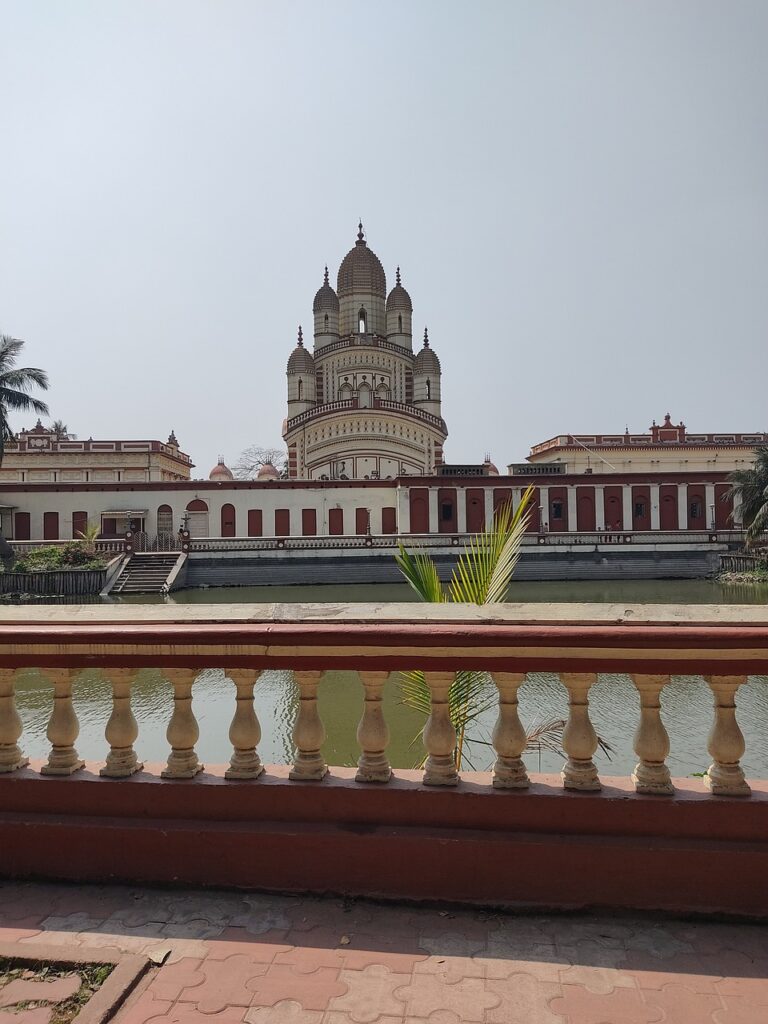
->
[283,223,447,480]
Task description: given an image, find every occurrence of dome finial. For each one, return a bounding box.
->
[297,325,303,347]
[323,265,329,284]
[423,326,429,348]
[396,266,401,286]
[357,220,365,244]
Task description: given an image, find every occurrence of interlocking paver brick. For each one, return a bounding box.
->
[558,962,638,995]
[247,965,347,1012]
[626,950,719,993]
[643,983,723,1023]
[0,975,81,1008]
[393,973,500,1022]
[715,975,768,1007]
[549,983,664,1024]
[272,946,344,974]
[245,1002,323,1023]
[326,965,409,1022]
[115,989,173,1024]
[140,1009,247,1024]
[0,1008,53,1024]
[146,958,205,1001]
[207,928,292,963]
[413,953,485,984]
[485,974,564,1024]
[714,996,768,1024]
[179,955,269,1013]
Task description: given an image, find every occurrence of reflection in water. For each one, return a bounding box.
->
[13,666,768,779]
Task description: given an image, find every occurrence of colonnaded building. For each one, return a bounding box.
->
[0,223,765,584]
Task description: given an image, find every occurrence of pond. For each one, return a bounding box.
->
[11,578,768,778]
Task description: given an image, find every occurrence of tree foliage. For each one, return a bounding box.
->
[0,335,49,464]
[233,445,288,480]
[724,446,768,545]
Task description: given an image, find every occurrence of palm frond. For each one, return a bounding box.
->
[394,544,446,602]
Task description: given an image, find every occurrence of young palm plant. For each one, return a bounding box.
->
[396,488,532,769]
[396,488,610,771]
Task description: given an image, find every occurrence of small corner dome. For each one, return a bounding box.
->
[414,345,440,374]
[257,462,280,480]
[386,283,412,313]
[287,336,315,374]
[483,459,500,476]
[209,458,234,481]
[313,270,339,314]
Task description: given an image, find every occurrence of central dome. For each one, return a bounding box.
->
[337,223,386,298]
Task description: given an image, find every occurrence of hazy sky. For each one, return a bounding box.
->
[1,1,766,477]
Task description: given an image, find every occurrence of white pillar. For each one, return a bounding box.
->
[678,484,688,531]
[650,484,660,531]
[397,486,410,535]
[428,488,439,535]
[594,486,605,530]
[705,483,716,530]
[622,485,633,532]
[567,487,577,532]
[484,488,494,529]
[457,491,467,533]
[539,486,549,530]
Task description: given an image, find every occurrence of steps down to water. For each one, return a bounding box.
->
[110,553,182,594]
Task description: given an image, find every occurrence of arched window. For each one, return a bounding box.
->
[298,378,303,400]
[157,504,173,534]
[426,378,431,400]
[358,307,367,334]
[358,382,372,408]
[324,313,329,330]
[398,314,402,332]
[338,381,353,400]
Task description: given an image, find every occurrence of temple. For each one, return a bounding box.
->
[283,223,448,479]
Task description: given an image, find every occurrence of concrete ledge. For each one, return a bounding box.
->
[1,764,767,917]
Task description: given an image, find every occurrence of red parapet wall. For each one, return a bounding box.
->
[1,764,767,917]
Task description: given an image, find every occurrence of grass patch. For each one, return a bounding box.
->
[0,957,114,1024]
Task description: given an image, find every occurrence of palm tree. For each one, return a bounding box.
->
[396,489,565,770]
[0,335,50,465]
[51,419,75,440]
[724,446,768,546]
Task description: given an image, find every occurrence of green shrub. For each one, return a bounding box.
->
[11,543,106,573]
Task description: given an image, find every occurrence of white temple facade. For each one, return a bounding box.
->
[283,224,448,479]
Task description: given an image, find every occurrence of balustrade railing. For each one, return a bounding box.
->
[0,606,766,798]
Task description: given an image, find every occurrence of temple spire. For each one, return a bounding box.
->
[423,326,429,348]
[396,266,401,286]
[297,325,303,347]
[323,265,329,284]
[356,220,365,244]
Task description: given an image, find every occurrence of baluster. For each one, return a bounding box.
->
[705,675,751,796]
[561,672,600,791]
[491,672,529,789]
[225,669,264,780]
[0,669,28,773]
[356,670,391,783]
[161,668,204,778]
[100,669,143,778]
[423,671,459,786]
[41,669,84,776]
[631,674,673,795]
[289,670,327,780]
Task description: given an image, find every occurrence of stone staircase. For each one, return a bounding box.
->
[110,553,182,594]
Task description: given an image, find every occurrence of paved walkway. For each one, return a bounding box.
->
[1,881,766,1023]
